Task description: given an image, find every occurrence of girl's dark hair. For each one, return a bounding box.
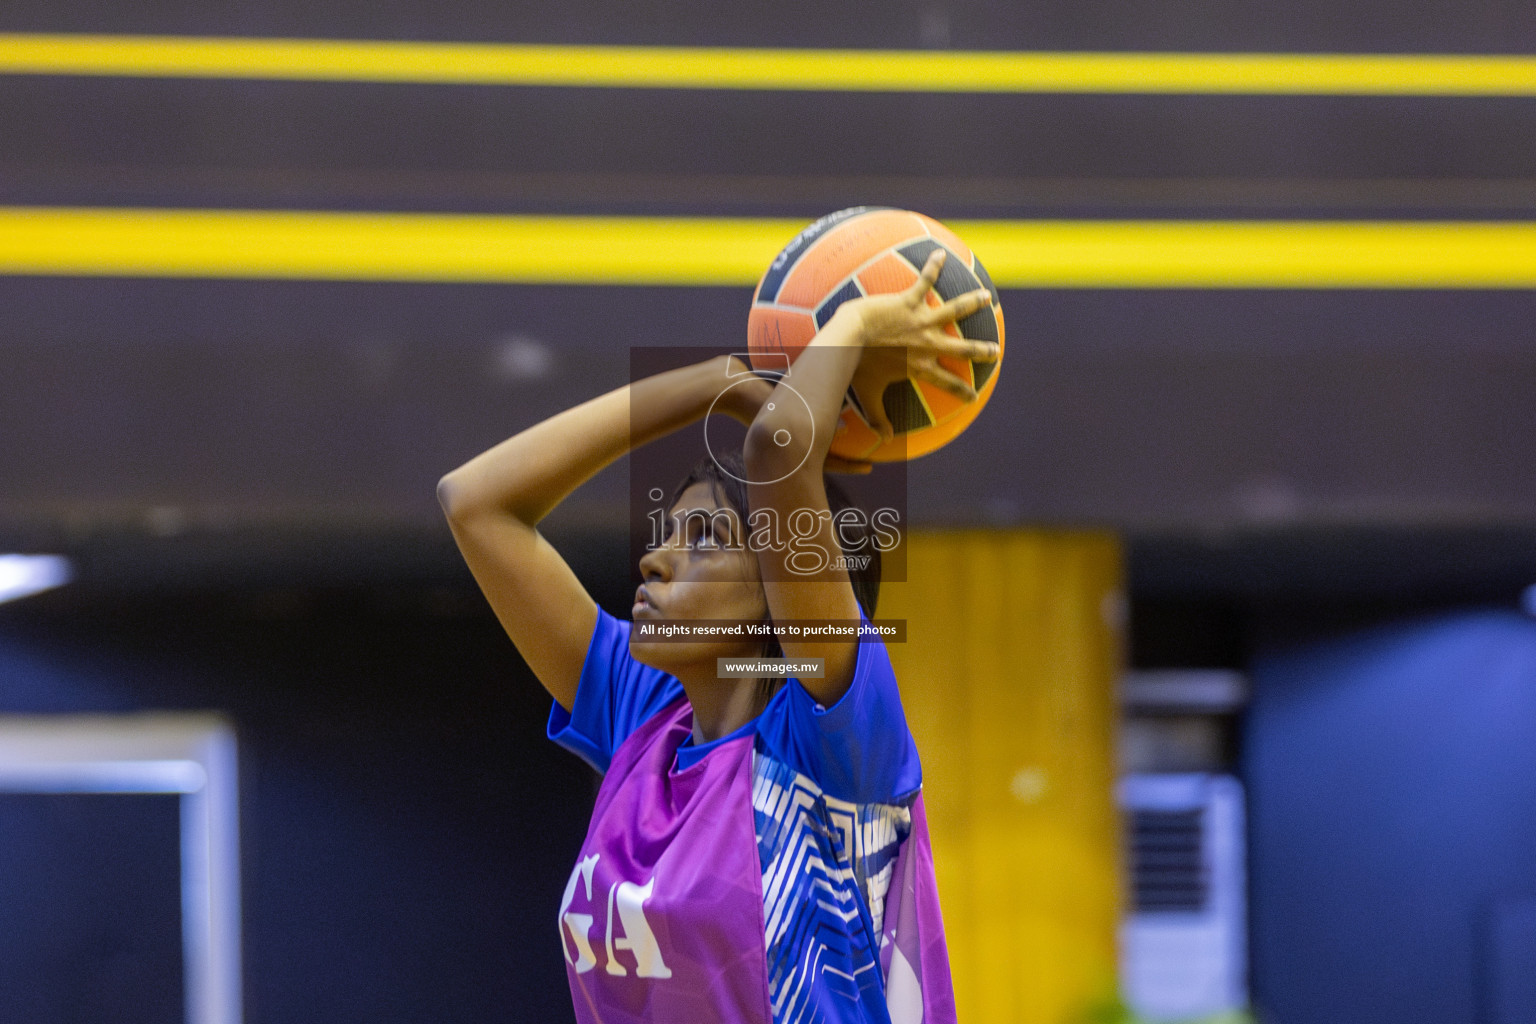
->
[667,450,882,667]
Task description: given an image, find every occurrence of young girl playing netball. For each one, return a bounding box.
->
[439,250,995,1023]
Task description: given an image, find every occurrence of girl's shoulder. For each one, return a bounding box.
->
[754,632,922,805]
[547,607,685,774]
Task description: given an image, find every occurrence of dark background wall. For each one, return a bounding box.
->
[3,0,1536,51]
[1243,609,1536,1024]
[0,791,183,1021]
[0,576,635,1024]
[4,5,1536,570]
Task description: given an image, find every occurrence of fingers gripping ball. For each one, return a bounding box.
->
[747,207,1005,462]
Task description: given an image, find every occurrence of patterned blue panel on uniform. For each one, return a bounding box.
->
[752,742,914,1024]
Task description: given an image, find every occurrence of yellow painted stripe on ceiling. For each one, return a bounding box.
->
[3,207,1536,287]
[3,34,1536,95]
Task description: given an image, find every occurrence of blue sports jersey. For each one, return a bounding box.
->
[548,607,922,800]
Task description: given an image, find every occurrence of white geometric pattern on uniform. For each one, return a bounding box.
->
[752,744,914,1023]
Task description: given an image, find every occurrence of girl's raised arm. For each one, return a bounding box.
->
[438,354,759,712]
[743,251,997,708]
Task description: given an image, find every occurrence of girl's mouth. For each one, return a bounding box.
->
[633,585,659,617]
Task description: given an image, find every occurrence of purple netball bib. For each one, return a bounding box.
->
[878,792,957,1024]
[557,697,773,1024]
[550,610,959,1024]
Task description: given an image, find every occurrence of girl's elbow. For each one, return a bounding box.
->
[743,417,800,477]
[436,472,472,521]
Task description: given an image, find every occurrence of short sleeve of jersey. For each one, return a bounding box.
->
[546,607,684,775]
[754,614,922,804]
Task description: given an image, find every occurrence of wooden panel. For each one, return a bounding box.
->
[882,529,1125,1022]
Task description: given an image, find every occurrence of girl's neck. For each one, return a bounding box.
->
[676,671,771,745]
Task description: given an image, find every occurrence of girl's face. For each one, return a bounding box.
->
[630,482,767,668]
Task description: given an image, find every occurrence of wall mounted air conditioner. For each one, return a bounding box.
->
[1119,772,1247,1022]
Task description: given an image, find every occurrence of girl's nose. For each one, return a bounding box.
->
[638,544,672,583]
